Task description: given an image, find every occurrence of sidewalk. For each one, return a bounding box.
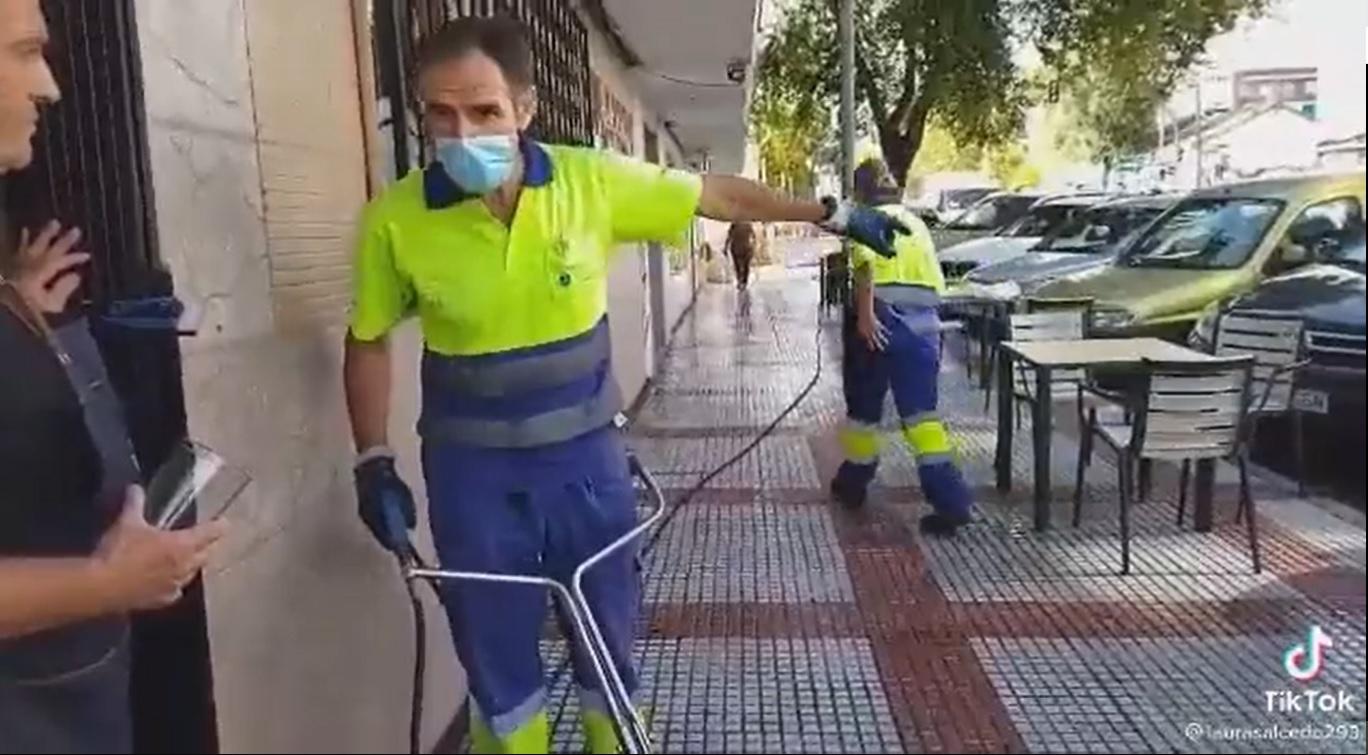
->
[551,261,1367,754]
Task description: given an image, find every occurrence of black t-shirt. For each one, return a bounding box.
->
[0,306,105,556]
[0,306,124,682]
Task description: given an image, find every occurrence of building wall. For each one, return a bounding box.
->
[1215,109,1321,177]
[1157,108,1322,187]
[586,29,653,399]
[653,128,703,339]
[134,0,459,751]
[1319,147,1367,171]
[583,15,694,400]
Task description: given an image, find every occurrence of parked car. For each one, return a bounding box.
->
[915,186,998,227]
[938,193,1112,281]
[1035,172,1367,340]
[930,191,1043,251]
[959,194,1178,299]
[1190,234,1365,429]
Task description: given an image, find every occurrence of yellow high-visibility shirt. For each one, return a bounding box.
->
[849,204,945,293]
[349,141,703,356]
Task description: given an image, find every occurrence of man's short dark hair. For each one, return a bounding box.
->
[417,15,535,92]
[854,159,898,205]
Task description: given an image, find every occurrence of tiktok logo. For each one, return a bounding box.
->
[1284,625,1333,682]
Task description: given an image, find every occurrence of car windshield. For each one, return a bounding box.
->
[1324,231,1366,270]
[1120,198,1283,270]
[944,188,994,209]
[1036,207,1164,253]
[1003,203,1087,238]
[947,195,1038,230]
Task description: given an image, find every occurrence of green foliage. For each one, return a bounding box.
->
[751,84,828,195]
[756,0,1023,188]
[984,141,1040,189]
[910,117,985,175]
[1027,0,1269,159]
[757,0,1268,180]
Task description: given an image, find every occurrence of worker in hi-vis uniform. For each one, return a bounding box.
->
[344,17,913,754]
[830,159,974,537]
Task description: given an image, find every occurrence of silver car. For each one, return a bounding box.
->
[962,194,1179,298]
[938,192,1113,281]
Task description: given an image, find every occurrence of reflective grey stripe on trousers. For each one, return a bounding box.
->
[420,375,624,448]
[874,283,940,309]
[425,323,612,398]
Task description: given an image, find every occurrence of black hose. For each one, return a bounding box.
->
[549,292,829,736]
[403,551,433,755]
[405,576,426,755]
[641,305,826,559]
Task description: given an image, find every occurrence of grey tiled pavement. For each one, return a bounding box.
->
[977,624,1368,754]
[526,257,1367,754]
[546,639,903,754]
[642,503,854,604]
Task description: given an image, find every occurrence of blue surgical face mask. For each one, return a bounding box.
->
[435,134,519,195]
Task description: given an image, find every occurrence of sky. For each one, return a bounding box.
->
[1168,0,1367,138]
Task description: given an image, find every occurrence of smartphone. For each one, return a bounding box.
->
[144,441,249,530]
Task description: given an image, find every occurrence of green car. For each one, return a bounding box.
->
[1034,172,1368,341]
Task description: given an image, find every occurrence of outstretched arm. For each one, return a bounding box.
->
[698,176,827,224]
[696,175,906,258]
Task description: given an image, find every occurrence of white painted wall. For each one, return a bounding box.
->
[1156,107,1323,187]
[583,13,714,400]
[1215,109,1322,175]
[134,1,457,751]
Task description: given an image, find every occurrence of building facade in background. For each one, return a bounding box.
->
[1232,66,1319,117]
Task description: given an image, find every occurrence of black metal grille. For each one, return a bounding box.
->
[1307,329,1368,371]
[5,0,161,306]
[508,0,593,146]
[941,260,980,281]
[390,0,593,168]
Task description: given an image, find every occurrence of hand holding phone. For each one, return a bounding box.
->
[97,486,228,610]
[144,441,249,530]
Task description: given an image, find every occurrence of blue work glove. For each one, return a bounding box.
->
[819,198,909,259]
[354,449,416,555]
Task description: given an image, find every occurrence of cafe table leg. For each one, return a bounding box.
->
[1194,459,1216,533]
[995,345,1014,492]
[1033,366,1054,531]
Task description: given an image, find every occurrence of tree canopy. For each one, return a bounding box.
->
[755,0,1268,187]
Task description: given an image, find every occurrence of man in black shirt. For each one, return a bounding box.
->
[0,1,225,751]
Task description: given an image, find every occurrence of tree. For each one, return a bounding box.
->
[1028,0,1270,162]
[757,0,1267,186]
[751,85,827,195]
[984,141,1040,189]
[757,0,1023,188]
[909,117,985,176]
